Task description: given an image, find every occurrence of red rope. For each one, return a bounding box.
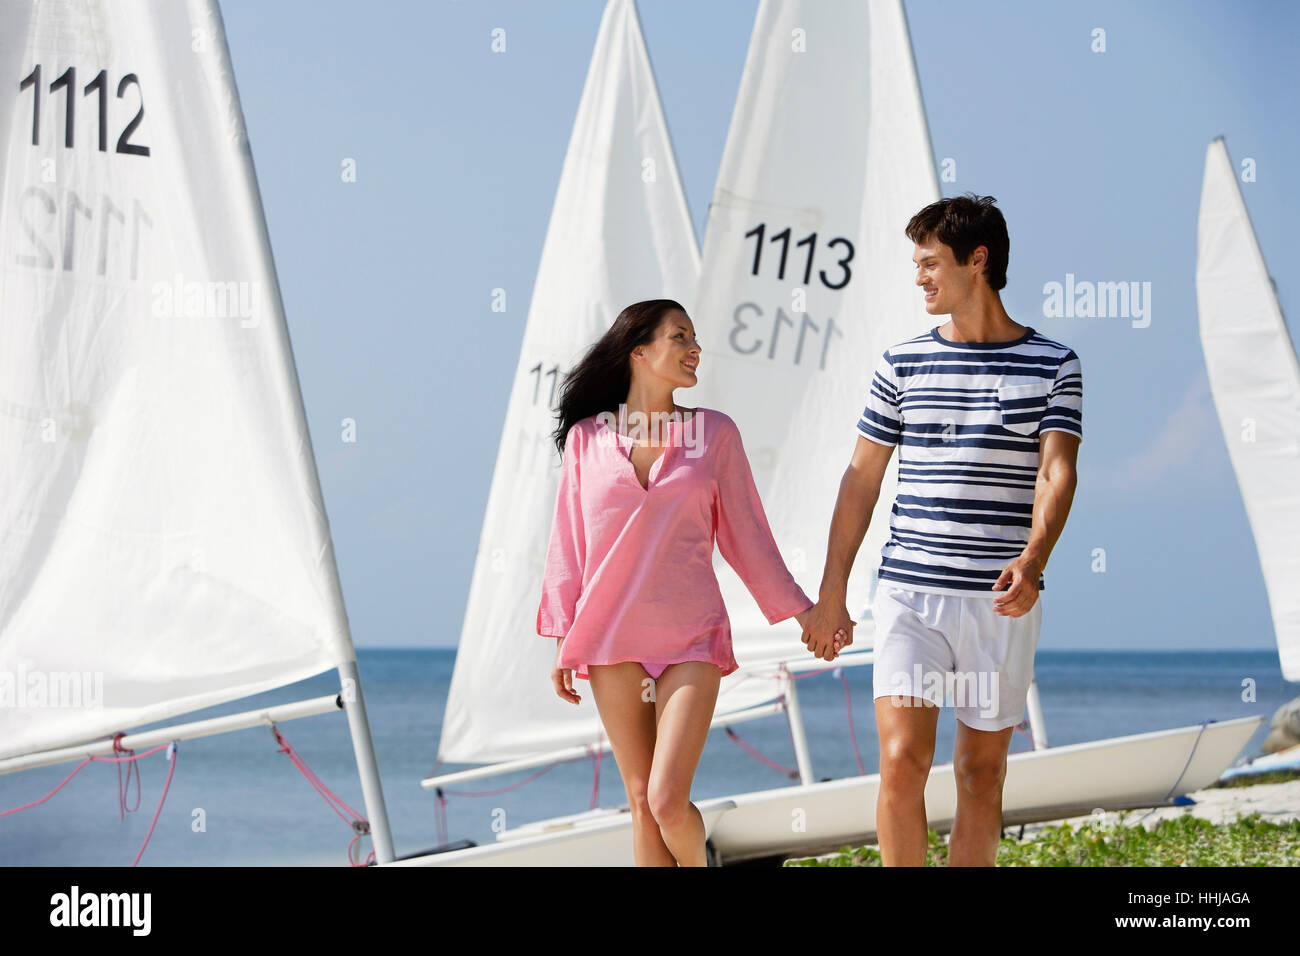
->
[427,731,621,848]
[722,666,870,780]
[430,750,597,847]
[271,726,374,867]
[4,725,416,868]
[838,669,866,776]
[130,743,177,866]
[0,757,95,818]
[0,740,176,866]
[436,761,561,799]
[0,742,172,819]
[112,733,142,821]
[736,665,834,683]
[725,724,798,778]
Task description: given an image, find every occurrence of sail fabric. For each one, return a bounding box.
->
[438,0,700,764]
[1196,138,1300,682]
[0,0,356,761]
[688,0,940,679]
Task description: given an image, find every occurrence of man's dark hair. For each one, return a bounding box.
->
[905,193,1009,291]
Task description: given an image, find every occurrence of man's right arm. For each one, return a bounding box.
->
[804,435,895,659]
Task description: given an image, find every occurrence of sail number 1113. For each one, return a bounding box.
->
[744,221,854,289]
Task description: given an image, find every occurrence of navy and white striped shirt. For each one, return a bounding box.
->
[856,325,1083,597]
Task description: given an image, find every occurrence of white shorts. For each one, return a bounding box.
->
[870,583,1042,732]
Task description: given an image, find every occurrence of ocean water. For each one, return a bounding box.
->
[0,649,1291,866]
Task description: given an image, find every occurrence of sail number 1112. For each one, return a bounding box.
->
[19,64,151,156]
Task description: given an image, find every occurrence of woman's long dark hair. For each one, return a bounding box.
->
[550,298,686,457]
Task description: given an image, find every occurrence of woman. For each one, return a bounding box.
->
[535,299,849,867]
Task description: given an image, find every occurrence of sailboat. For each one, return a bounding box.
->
[433,0,700,770]
[1196,136,1300,779]
[0,0,395,863]
[404,0,1260,867]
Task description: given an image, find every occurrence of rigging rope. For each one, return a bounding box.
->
[113,733,142,821]
[270,725,375,867]
[3,724,393,868]
[0,740,176,865]
[1127,719,1213,826]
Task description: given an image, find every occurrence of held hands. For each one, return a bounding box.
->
[550,601,860,701]
[991,551,1043,617]
[796,603,856,662]
[551,637,581,704]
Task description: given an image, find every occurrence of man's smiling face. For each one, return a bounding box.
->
[913,237,986,314]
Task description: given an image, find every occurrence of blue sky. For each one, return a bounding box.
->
[219,0,1298,654]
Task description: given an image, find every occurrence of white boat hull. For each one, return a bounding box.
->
[390,715,1262,866]
[387,802,738,867]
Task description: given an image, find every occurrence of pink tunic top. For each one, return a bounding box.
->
[536,406,813,680]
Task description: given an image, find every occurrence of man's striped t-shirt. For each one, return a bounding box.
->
[856,324,1083,597]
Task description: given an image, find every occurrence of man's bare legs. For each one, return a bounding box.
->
[874,695,939,866]
[948,719,1014,866]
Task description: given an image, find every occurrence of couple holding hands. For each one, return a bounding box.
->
[536,194,1083,867]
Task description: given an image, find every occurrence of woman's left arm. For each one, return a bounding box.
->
[713,421,814,624]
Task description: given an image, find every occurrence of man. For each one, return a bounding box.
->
[802,194,1082,866]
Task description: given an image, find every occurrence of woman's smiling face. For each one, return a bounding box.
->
[633,308,701,388]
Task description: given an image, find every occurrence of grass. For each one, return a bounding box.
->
[1207,767,1300,789]
[780,770,1300,868]
[786,814,1300,866]
[786,768,1300,867]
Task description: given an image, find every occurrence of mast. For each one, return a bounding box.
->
[204,0,395,862]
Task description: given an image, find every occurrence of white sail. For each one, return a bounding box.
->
[0,0,357,761]
[1196,137,1300,682]
[437,0,700,764]
[689,0,940,701]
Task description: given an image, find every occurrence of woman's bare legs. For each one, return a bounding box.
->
[587,662,674,866]
[648,661,721,867]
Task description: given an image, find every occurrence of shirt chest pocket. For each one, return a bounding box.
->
[996,381,1051,436]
